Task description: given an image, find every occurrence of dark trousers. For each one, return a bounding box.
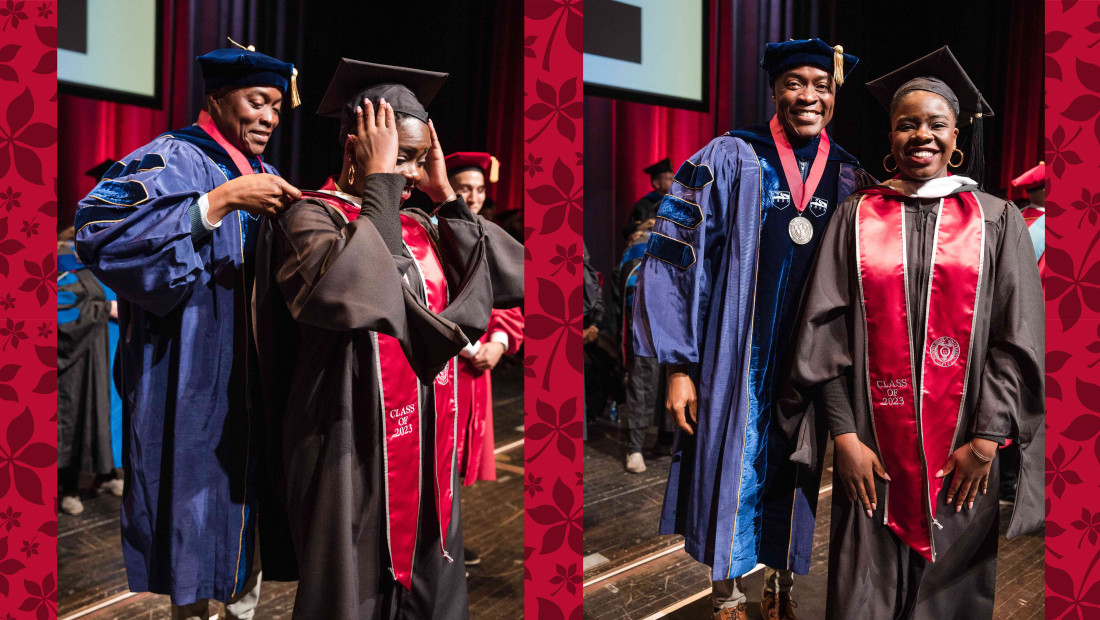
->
[625,355,673,453]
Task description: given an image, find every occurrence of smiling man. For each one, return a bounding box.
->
[74,45,301,620]
[632,39,872,620]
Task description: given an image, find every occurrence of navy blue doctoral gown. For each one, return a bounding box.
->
[633,124,869,581]
[75,124,275,604]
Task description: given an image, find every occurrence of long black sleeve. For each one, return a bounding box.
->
[359,173,406,256]
[820,375,857,438]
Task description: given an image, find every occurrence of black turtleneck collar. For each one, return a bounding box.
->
[790,134,820,161]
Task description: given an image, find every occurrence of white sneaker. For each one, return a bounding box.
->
[60,495,84,515]
[625,452,647,473]
[100,478,124,497]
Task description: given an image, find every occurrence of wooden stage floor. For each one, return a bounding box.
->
[58,360,526,620]
[582,420,1045,619]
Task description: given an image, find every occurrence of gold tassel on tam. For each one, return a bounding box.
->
[225,37,300,108]
[489,156,500,183]
[833,45,845,86]
[290,68,301,108]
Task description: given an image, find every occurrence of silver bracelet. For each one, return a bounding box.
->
[433,193,459,209]
[429,193,459,216]
[968,440,993,463]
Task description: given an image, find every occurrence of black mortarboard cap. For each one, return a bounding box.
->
[643,158,672,177]
[761,38,859,87]
[868,46,993,187]
[317,58,448,143]
[865,46,993,126]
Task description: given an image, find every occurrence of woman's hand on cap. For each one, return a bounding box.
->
[357,98,399,177]
[419,119,455,204]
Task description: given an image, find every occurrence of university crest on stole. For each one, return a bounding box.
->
[929,336,961,367]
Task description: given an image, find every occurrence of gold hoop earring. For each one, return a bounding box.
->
[949,149,965,168]
[883,153,898,173]
[349,162,356,185]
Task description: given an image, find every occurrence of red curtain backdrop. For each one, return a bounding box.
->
[1000,0,1044,199]
[486,0,524,212]
[58,0,192,230]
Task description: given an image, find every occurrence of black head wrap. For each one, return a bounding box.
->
[889,77,960,119]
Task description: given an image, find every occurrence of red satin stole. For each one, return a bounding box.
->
[196,110,258,177]
[302,180,458,588]
[856,189,984,562]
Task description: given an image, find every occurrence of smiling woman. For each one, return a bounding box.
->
[780,46,1044,620]
[888,88,959,177]
[207,86,283,156]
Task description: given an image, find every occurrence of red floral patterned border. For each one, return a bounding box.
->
[0,1,59,618]
[1046,1,1100,617]
[524,0,583,618]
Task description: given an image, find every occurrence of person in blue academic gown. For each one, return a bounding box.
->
[74,45,302,619]
[632,39,873,620]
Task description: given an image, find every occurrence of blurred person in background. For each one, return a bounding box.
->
[447,152,525,567]
[616,217,673,473]
[57,226,117,516]
[630,158,674,225]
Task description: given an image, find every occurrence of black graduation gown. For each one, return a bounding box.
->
[253,173,523,620]
[780,185,1044,620]
[57,244,115,475]
[630,190,661,224]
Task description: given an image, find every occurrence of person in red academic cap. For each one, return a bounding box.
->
[1010,161,1045,268]
[444,152,525,568]
[996,161,1046,503]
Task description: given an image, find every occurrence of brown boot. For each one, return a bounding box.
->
[761,588,780,620]
[778,593,798,620]
[714,602,747,620]
[762,588,799,620]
